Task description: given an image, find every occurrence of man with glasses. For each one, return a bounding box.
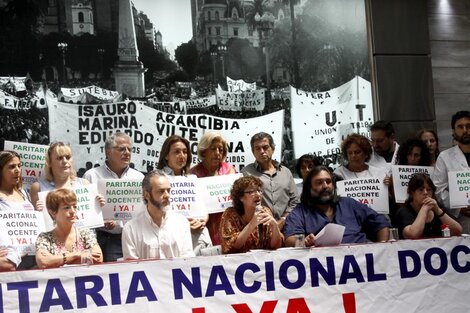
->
[368,120,400,175]
[433,110,470,233]
[284,166,390,246]
[83,132,144,261]
[242,132,298,231]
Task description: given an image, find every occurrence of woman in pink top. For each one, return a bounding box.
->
[189,131,236,244]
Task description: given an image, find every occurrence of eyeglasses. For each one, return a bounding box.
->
[113,146,132,153]
[244,189,263,196]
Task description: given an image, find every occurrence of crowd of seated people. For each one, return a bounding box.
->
[0,110,469,272]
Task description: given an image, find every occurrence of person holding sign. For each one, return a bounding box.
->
[157,135,212,255]
[417,129,440,166]
[395,173,462,239]
[83,132,144,262]
[0,150,36,269]
[35,188,103,268]
[433,110,470,233]
[284,166,390,246]
[334,134,387,180]
[30,142,91,210]
[122,170,194,259]
[189,131,236,245]
[220,176,283,254]
[242,132,299,232]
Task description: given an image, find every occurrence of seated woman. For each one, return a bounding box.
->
[35,189,103,268]
[395,173,462,239]
[220,176,283,254]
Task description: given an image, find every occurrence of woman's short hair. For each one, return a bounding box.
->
[197,131,228,160]
[405,173,436,204]
[341,133,373,162]
[44,142,77,182]
[0,150,22,190]
[46,188,77,218]
[157,135,192,174]
[231,176,263,215]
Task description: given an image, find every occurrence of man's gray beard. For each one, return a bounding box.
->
[310,188,336,204]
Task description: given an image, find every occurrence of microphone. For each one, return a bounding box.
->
[256,204,264,244]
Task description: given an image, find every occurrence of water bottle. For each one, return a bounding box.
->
[441,224,450,238]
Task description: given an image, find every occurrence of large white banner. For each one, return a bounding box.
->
[48,99,284,173]
[0,237,469,312]
[291,76,374,159]
[337,178,389,214]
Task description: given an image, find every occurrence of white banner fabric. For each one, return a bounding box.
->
[391,165,435,203]
[216,88,265,111]
[0,237,469,312]
[336,178,389,214]
[226,76,257,92]
[291,76,374,159]
[60,85,120,102]
[448,171,470,208]
[48,99,284,173]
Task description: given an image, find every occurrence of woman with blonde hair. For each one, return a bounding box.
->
[30,142,90,210]
[189,131,236,245]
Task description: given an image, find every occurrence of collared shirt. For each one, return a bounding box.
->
[122,209,195,259]
[241,160,298,219]
[283,197,390,244]
[83,163,144,234]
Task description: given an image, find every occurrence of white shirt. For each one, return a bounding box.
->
[83,163,144,234]
[368,142,400,175]
[433,145,470,211]
[122,209,195,259]
[334,164,387,181]
[0,235,21,267]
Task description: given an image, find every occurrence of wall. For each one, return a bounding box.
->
[428,0,470,150]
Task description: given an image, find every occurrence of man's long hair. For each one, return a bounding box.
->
[300,166,339,207]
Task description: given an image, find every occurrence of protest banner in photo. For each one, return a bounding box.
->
[0,210,45,254]
[391,165,435,203]
[0,89,48,110]
[146,99,187,114]
[197,173,242,214]
[47,99,283,173]
[291,76,374,161]
[97,179,143,221]
[184,95,216,110]
[1,237,469,312]
[337,177,389,214]
[39,184,103,231]
[226,76,256,92]
[216,88,265,111]
[168,176,206,218]
[60,85,120,102]
[448,171,470,208]
[4,141,48,191]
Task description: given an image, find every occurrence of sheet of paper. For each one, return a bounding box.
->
[314,223,345,247]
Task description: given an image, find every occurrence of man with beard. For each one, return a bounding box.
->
[284,166,390,246]
[368,120,400,175]
[122,170,195,259]
[433,110,470,233]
